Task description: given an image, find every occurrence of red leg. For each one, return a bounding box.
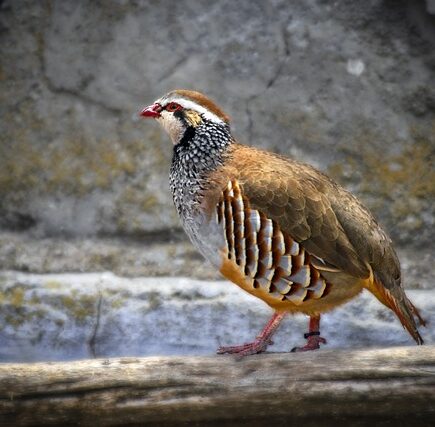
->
[291,315,327,352]
[217,311,287,357]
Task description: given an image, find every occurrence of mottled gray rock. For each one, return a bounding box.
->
[0,271,433,362]
[0,231,433,289]
[0,0,434,251]
[0,230,220,279]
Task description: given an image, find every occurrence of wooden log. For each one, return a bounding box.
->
[0,346,434,426]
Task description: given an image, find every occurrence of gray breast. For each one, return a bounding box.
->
[169,120,231,269]
[182,211,225,269]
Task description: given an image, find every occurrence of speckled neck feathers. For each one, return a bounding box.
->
[169,120,232,221]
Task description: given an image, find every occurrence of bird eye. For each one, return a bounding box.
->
[166,102,182,112]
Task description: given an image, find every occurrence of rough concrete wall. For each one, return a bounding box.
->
[0,0,434,249]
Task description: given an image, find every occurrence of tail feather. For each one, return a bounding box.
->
[408,300,427,327]
[369,277,425,345]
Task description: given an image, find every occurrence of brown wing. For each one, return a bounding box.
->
[228,144,370,279]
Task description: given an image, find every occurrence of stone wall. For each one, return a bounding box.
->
[1,0,434,249]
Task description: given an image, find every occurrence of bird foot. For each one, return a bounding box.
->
[217,337,273,357]
[291,334,327,352]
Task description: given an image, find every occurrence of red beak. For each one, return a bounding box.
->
[140,103,162,118]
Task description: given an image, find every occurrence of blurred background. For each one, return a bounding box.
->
[0,0,434,361]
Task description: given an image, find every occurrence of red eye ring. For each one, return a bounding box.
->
[165,102,182,112]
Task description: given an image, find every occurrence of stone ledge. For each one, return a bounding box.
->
[1,272,434,362]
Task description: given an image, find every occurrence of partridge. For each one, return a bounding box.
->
[140,90,425,356]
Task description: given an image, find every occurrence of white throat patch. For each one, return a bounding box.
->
[157,111,185,145]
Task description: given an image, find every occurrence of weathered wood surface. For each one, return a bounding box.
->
[0,346,434,427]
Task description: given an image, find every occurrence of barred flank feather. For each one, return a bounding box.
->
[217,180,331,306]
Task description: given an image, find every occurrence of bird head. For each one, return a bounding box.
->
[140,90,230,145]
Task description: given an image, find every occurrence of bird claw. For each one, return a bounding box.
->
[291,336,327,352]
[217,337,272,357]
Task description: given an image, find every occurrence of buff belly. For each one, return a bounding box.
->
[218,247,365,315]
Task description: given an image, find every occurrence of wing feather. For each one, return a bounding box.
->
[232,148,369,279]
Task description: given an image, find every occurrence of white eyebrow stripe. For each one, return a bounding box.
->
[158,96,224,124]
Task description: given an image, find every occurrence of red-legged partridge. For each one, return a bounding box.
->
[140,90,425,356]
